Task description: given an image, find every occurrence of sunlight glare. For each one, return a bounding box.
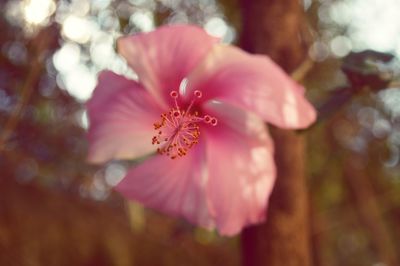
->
[379,88,400,119]
[332,0,400,54]
[90,36,115,68]
[330,35,352,57]
[60,65,97,101]
[53,42,81,73]
[105,163,127,186]
[23,0,56,25]
[62,15,94,43]
[205,17,235,43]
[129,11,155,32]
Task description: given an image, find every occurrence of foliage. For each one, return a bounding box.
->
[1,0,400,265]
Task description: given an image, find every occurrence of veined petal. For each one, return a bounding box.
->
[186,44,317,129]
[202,101,276,235]
[115,142,214,229]
[117,24,219,106]
[87,71,163,163]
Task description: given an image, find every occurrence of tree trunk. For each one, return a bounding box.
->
[240,1,312,266]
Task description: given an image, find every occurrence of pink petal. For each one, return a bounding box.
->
[87,71,163,163]
[186,45,317,129]
[115,142,215,229]
[117,24,219,106]
[202,101,276,235]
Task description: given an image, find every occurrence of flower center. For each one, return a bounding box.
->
[152,90,217,159]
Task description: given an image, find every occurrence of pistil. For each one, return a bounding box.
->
[152,90,217,159]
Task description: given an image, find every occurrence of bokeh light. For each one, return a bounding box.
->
[2,0,400,265]
[23,0,56,25]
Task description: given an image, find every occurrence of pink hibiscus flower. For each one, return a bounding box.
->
[86,24,316,236]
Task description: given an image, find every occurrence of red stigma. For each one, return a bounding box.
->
[151,90,218,159]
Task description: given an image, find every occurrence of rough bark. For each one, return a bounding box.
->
[240,1,312,266]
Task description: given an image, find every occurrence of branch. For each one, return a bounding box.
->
[0,27,53,152]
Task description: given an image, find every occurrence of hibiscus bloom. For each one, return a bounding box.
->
[86,24,316,236]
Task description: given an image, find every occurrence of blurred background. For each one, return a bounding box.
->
[1,0,400,265]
